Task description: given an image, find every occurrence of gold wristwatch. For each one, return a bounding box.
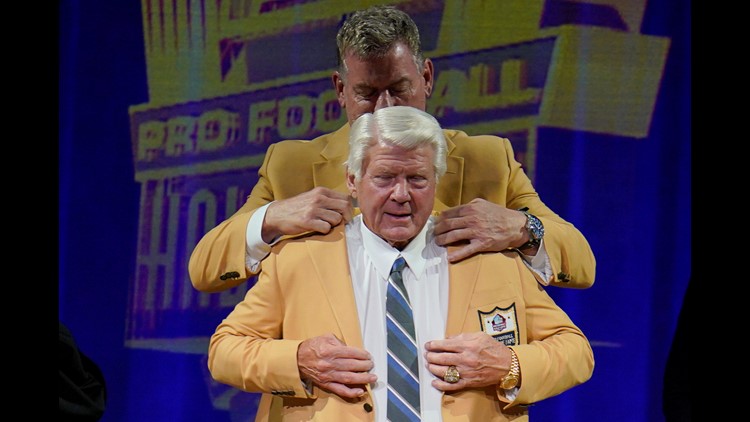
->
[500,348,520,389]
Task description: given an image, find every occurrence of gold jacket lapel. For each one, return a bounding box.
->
[437,131,463,208]
[313,125,350,193]
[445,253,481,337]
[305,226,364,349]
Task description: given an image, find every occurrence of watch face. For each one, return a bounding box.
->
[527,215,544,240]
[501,376,519,389]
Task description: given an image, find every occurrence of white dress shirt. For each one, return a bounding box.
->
[345,214,448,422]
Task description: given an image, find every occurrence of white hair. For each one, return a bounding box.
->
[346,106,447,181]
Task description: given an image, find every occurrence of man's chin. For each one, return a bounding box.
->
[380,228,418,249]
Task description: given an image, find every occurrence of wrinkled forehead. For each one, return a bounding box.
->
[340,43,421,75]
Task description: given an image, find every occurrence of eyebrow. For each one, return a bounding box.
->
[353,77,412,91]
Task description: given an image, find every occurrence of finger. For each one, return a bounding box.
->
[424,337,464,353]
[433,227,473,246]
[326,343,374,362]
[315,196,353,222]
[446,242,484,263]
[428,365,466,392]
[321,382,368,399]
[303,210,349,235]
[328,369,377,385]
[327,357,375,373]
[316,208,348,226]
[302,219,331,235]
[305,189,350,213]
[320,194,352,211]
[424,351,455,367]
[317,189,351,212]
[435,204,464,220]
[425,362,450,377]
[317,187,351,200]
[430,378,464,392]
[432,215,467,236]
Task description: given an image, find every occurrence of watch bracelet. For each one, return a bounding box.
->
[500,348,520,389]
[517,208,543,250]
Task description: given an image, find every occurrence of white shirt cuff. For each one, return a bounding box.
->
[517,239,552,285]
[504,386,520,401]
[245,202,276,273]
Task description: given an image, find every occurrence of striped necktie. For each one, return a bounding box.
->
[386,256,421,421]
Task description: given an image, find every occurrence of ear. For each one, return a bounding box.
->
[332,72,346,107]
[422,58,435,97]
[346,169,357,196]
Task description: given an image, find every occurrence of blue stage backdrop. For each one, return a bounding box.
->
[59,0,690,421]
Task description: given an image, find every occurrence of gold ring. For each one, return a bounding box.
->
[444,365,460,383]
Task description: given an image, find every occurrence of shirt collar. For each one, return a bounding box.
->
[358,214,433,281]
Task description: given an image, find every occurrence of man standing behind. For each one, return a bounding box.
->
[189,5,595,293]
[208,106,594,421]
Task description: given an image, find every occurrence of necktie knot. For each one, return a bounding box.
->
[391,257,407,276]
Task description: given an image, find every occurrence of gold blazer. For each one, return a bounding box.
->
[208,224,594,421]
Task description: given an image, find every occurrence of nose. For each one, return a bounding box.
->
[391,179,410,202]
[374,90,394,110]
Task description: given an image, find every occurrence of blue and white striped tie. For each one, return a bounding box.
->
[386,257,421,421]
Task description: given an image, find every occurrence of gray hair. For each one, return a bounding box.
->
[336,5,424,80]
[346,106,447,181]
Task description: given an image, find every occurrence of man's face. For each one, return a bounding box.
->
[347,142,436,249]
[333,42,434,124]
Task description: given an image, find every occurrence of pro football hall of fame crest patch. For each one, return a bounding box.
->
[478,304,519,346]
